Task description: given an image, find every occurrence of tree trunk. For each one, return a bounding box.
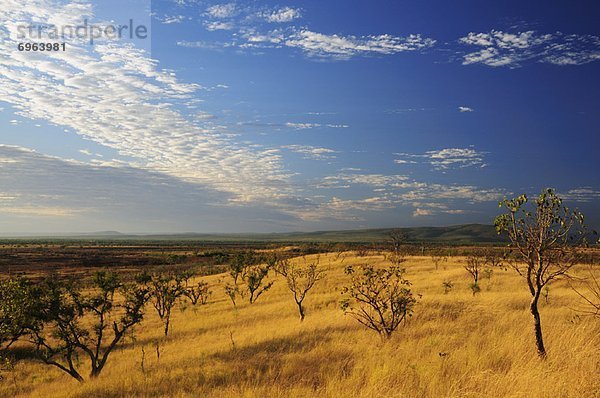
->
[530,295,546,358]
[297,301,305,321]
[164,317,170,336]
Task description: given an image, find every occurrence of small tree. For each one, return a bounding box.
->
[464,255,483,293]
[483,248,504,269]
[224,252,274,304]
[388,229,408,266]
[186,281,211,306]
[241,264,273,304]
[431,250,448,270]
[340,264,417,338]
[30,272,150,382]
[224,283,240,307]
[442,280,454,294]
[179,271,211,305]
[495,188,587,358]
[275,257,324,321]
[149,273,186,336]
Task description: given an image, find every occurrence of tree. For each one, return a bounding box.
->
[494,188,588,358]
[431,250,448,270]
[442,280,454,294]
[275,257,324,321]
[340,264,417,338]
[388,230,408,266]
[464,255,483,295]
[483,248,504,269]
[185,281,212,306]
[0,277,39,353]
[241,264,273,304]
[30,272,150,382]
[225,252,273,305]
[149,273,186,336]
[224,283,240,307]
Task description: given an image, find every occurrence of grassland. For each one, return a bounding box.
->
[1,253,599,398]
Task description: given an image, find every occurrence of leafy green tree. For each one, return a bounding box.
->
[340,264,417,338]
[30,272,150,382]
[495,188,588,358]
[0,277,38,353]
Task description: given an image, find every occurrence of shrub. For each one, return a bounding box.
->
[341,264,417,338]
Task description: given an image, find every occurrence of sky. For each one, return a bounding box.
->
[0,0,599,234]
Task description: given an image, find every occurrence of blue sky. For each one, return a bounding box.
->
[0,0,599,233]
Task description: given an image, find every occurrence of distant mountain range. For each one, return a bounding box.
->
[0,224,507,244]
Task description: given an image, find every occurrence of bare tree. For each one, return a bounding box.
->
[30,272,150,382]
[340,264,417,338]
[495,188,588,358]
[275,257,324,321]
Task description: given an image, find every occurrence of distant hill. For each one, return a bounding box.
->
[0,224,507,244]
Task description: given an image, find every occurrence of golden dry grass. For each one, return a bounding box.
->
[2,253,599,398]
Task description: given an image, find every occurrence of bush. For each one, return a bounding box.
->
[341,264,417,338]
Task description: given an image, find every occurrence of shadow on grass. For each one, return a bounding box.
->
[199,325,355,390]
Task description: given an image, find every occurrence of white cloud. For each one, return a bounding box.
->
[205,3,237,19]
[311,171,507,221]
[459,106,474,112]
[0,1,292,204]
[459,30,600,67]
[562,188,600,202]
[284,30,436,60]
[282,145,337,160]
[285,122,320,130]
[413,208,434,217]
[204,21,235,31]
[191,9,436,61]
[284,122,349,130]
[393,159,417,164]
[263,7,302,23]
[318,173,410,189]
[0,206,80,217]
[394,147,488,170]
[425,148,488,170]
[159,15,187,24]
[194,111,216,121]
